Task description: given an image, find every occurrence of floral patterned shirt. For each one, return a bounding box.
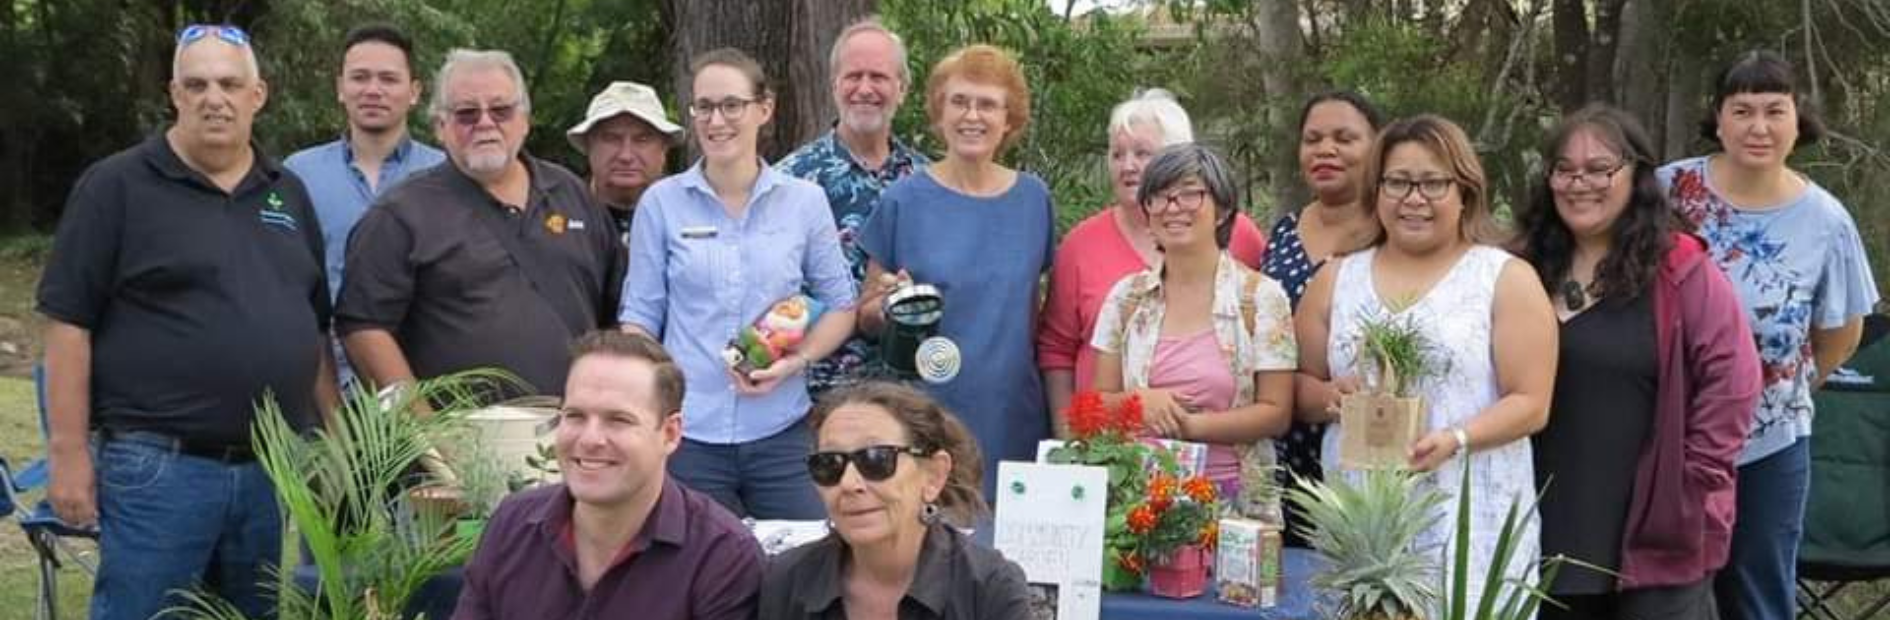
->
[1659,157,1879,464]
[777,129,929,393]
[1089,251,1297,513]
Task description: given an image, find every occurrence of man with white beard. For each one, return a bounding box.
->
[337,49,625,398]
[777,18,929,395]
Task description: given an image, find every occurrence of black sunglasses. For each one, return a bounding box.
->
[806,444,933,487]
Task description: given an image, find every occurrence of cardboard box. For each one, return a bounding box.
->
[1215,518,1282,608]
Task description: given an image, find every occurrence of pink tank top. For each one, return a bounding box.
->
[1147,328,1240,487]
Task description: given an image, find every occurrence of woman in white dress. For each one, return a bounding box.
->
[1294,115,1559,614]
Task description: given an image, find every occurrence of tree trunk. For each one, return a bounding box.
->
[1252,0,1306,213]
[1614,0,1666,146]
[665,0,873,162]
[1583,0,1626,105]
[1552,0,1590,110]
[1662,55,1703,160]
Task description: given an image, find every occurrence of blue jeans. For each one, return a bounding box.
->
[91,433,283,620]
[1715,437,1810,620]
[668,420,825,519]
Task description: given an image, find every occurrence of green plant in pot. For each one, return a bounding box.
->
[167,369,519,620]
[1338,311,1442,470]
[1289,468,1445,620]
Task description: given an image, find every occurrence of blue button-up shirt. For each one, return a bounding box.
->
[283,135,446,301]
[620,161,857,444]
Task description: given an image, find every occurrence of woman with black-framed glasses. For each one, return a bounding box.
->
[758,381,1030,620]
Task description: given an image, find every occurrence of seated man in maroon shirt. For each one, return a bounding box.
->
[453,331,763,619]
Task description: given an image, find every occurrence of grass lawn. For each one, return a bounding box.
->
[1,375,95,620]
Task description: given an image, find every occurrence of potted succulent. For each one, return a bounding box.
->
[168,369,518,620]
[1338,312,1441,470]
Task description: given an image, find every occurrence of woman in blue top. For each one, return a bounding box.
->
[620,48,857,519]
[1658,50,1879,620]
[858,45,1054,492]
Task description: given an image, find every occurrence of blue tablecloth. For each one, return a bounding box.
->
[298,546,1327,619]
[1101,548,1325,619]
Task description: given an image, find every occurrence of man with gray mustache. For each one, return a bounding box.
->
[337,49,625,399]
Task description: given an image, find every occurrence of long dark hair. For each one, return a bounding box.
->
[1518,104,1683,301]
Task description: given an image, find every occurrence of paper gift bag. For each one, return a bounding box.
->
[1337,392,1427,470]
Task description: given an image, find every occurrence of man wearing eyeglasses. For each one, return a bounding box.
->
[336,49,625,399]
[36,24,338,620]
[284,23,446,391]
[453,330,762,620]
[565,81,682,241]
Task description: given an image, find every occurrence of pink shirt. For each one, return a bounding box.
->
[1036,207,1266,391]
[1148,328,1242,488]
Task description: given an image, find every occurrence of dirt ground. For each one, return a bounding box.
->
[0,254,43,378]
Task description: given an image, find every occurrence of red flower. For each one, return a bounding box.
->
[1183,476,1217,504]
[1113,394,1145,434]
[1127,504,1159,534]
[1067,391,1109,437]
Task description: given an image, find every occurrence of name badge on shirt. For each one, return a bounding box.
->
[681,225,719,240]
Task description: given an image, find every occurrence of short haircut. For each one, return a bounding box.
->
[1697,49,1826,148]
[1108,88,1193,146]
[569,330,686,418]
[341,23,416,72]
[429,48,531,122]
[689,47,773,100]
[808,381,988,526]
[1297,89,1385,134]
[924,45,1031,151]
[1362,114,1507,246]
[1137,144,1243,248]
[828,17,909,84]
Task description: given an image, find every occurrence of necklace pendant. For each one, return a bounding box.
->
[1560,280,1587,311]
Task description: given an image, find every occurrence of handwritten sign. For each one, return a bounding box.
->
[995,462,1107,620]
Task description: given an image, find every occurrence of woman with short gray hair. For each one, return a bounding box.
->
[1036,90,1268,432]
[1087,144,1297,503]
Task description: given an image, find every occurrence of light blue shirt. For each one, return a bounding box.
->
[621,160,857,444]
[283,135,446,302]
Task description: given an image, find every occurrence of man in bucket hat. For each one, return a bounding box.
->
[567,81,683,237]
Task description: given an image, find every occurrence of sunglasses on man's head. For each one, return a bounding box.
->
[177,24,251,47]
[806,445,933,487]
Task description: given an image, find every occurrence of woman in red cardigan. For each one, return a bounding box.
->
[1516,104,1762,620]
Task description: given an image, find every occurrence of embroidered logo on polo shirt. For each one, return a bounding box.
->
[545,213,567,235]
[259,191,298,231]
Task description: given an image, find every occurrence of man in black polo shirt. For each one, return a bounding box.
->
[36,25,337,620]
[337,48,624,398]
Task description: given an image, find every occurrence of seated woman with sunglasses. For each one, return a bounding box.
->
[1089,144,1297,502]
[758,381,1030,620]
[620,48,856,520]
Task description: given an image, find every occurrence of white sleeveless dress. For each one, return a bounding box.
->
[1321,244,1539,617]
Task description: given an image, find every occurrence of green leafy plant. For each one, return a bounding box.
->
[1436,460,1584,620]
[1354,312,1440,398]
[1289,468,1445,620]
[167,369,520,620]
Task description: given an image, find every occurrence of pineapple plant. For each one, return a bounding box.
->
[1338,311,1442,470]
[1288,468,1445,620]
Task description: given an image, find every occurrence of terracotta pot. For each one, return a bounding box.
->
[1148,544,1211,599]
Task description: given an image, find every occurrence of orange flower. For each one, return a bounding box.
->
[1197,520,1220,550]
[1183,476,1217,504]
[1127,504,1159,534]
[1117,549,1146,574]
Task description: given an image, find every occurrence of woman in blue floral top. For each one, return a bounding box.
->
[1658,50,1879,620]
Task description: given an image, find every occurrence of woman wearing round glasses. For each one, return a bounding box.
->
[1657,51,1878,620]
[1517,104,1761,620]
[856,45,1053,489]
[1088,144,1297,503]
[758,381,1030,619]
[1296,115,1558,612]
[1036,90,1269,434]
[619,48,857,519]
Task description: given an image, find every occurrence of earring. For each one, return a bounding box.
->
[920,502,941,525]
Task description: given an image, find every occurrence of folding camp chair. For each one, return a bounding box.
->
[1797,313,1890,620]
[3,364,98,620]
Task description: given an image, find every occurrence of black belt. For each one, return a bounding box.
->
[97,428,257,464]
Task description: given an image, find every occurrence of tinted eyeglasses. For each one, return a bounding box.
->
[806,445,933,487]
[450,102,520,127]
[177,24,251,47]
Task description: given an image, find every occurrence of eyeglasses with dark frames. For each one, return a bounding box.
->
[1380,176,1456,201]
[1549,160,1629,190]
[806,444,934,487]
[688,97,759,121]
[449,102,521,127]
